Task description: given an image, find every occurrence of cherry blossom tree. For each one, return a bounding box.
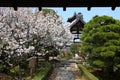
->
[0,8,35,71]
[0,7,73,72]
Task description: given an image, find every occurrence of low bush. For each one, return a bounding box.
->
[33,63,53,80]
[10,65,20,76]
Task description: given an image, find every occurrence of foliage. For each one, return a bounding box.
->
[10,65,20,76]
[93,60,105,67]
[19,61,29,69]
[78,64,99,80]
[42,9,57,16]
[44,46,59,56]
[49,49,59,56]
[70,43,80,54]
[0,64,4,72]
[81,15,120,73]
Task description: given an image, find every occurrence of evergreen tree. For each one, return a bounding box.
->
[81,15,120,73]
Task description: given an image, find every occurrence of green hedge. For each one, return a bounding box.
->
[33,63,53,80]
[78,64,99,80]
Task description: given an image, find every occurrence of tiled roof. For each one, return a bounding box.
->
[67,12,85,30]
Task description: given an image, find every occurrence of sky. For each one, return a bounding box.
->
[45,7,120,24]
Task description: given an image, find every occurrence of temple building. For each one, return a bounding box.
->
[66,12,85,47]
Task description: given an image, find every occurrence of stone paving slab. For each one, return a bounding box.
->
[55,66,74,80]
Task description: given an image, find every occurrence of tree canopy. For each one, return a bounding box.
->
[81,15,120,72]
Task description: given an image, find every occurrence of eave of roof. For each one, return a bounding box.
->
[0,0,119,11]
[0,0,119,7]
[67,13,76,23]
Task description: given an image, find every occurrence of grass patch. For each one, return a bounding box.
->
[78,64,99,80]
[33,63,53,80]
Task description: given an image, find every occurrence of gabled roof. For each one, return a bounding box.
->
[67,12,85,33]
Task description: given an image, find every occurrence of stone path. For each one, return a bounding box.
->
[49,60,86,80]
[55,66,74,80]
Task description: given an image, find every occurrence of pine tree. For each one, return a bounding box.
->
[81,15,120,73]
